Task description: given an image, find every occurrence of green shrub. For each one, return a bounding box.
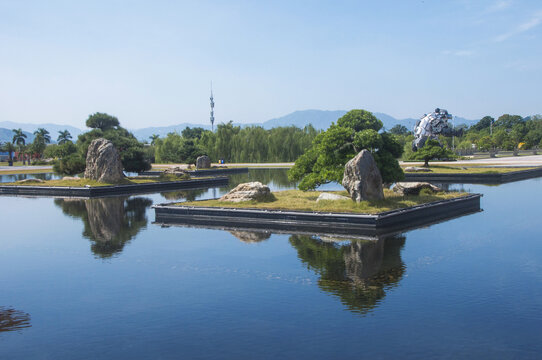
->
[53,153,86,175]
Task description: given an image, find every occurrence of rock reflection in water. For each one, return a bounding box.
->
[0,307,31,333]
[54,197,152,258]
[289,234,406,314]
[228,230,271,243]
[160,188,207,201]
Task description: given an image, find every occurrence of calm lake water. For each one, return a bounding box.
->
[1,169,541,359]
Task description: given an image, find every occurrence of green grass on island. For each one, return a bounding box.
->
[178,189,468,214]
[402,165,536,174]
[1,174,193,187]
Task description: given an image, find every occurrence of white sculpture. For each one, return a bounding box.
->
[412,108,462,151]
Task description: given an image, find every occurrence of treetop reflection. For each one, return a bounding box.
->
[54,196,152,258]
[289,235,406,314]
[0,307,31,333]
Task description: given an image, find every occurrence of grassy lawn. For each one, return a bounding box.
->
[178,189,467,214]
[1,174,190,187]
[402,165,535,174]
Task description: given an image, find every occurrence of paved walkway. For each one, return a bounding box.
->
[0,165,53,173]
[2,155,541,174]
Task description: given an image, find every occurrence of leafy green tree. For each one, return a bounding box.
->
[85,112,120,131]
[57,130,72,144]
[409,139,455,167]
[389,124,410,136]
[494,114,524,129]
[149,134,160,146]
[476,136,495,152]
[1,142,16,163]
[12,129,27,163]
[34,128,51,144]
[181,127,206,140]
[288,110,404,190]
[471,116,494,132]
[53,153,86,175]
[77,125,151,172]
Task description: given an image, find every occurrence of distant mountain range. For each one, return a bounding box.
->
[0,121,83,144]
[0,110,479,143]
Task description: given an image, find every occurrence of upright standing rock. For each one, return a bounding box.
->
[342,150,384,202]
[84,138,124,183]
[196,155,211,169]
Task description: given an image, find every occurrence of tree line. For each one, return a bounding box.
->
[153,121,318,164]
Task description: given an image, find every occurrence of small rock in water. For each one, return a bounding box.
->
[404,166,432,172]
[219,182,273,202]
[196,155,211,169]
[316,193,350,202]
[16,178,45,184]
[392,182,441,196]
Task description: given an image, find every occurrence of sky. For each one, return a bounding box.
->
[1,0,541,129]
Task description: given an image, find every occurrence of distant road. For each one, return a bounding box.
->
[0,165,53,173]
[2,155,542,175]
[403,155,542,167]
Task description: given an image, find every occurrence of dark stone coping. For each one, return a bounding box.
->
[0,177,229,198]
[153,193,481,238]
[139,167,249,177]
[403,166,542,184]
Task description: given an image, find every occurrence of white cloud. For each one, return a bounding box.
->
[486,0,513,13]
[494,10,542,42]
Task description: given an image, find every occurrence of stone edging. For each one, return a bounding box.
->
[0,177,229,198]
[403,167,542,184]
[153,194,482,237]
[139,167,249,177]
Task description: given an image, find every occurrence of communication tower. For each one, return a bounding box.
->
[210,83,215,131]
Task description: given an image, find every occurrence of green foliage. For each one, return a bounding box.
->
[53,153,86,175]
[12,128,27,146]
[476,136,495,151]
[494,114,524,129]
[471,116,494,132]
[389,124,410,135]
[77,126,151,172]
[408,139,455,166]
[57,130,72,144]
[157,124,318,165]
[288,110,404,190]
[43,142,78,159]
[85,112,120,131]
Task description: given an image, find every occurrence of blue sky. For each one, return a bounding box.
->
[1,0,541,129]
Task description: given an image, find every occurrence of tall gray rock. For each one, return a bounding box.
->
[342,150,384,202]
[196,155,211,169]
[84,138,124,183]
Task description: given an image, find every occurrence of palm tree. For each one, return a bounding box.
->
[2,142,16,164]
[12,128,27,164]
[57,130,72,145]
[149,134,160,146]
[34,128,51,144]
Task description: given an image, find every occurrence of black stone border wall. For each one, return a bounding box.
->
[403,167,542,184]
[0,177,229,198]
[139,167,249,177]
[153,194,481,237]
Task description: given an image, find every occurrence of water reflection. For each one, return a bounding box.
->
[160,188,208,201]
[0,172,61,183]
[228,230,271,243]
[0,307,31,333]
[289,234,406,314]
[229,168,296,190]
[54,197,152,258]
